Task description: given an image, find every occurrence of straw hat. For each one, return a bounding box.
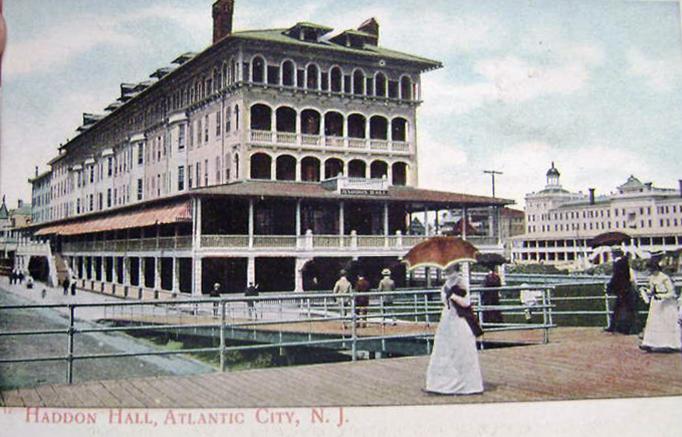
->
[381,268,391,276]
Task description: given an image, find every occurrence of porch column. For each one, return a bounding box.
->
[295,160,301,182]
[294,257,308,293]
[113,257,120,284]
[383,202,389,237]
[139,257,145,288]
[100,256,105,282]
[248,198,254,248]
[193,197,202,249]
[192,257,202,296]
[123,257,130,286]
[339,201,345,242]
[296,199,302,236]
[154,257,162,290]
[247,256,256,286]
[423,208,429,236]
[270,159,276,181]
[462,206,468,240]
[172,258,180,294]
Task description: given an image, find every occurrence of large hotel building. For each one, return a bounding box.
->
[511,163,682,266]
[24,1,510,295]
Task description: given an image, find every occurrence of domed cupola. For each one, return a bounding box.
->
[546,162,560,187]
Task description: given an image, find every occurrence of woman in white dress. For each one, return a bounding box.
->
[639,259,681,352]
[425,264,484,395]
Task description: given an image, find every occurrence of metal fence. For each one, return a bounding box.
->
[0,286,556,385]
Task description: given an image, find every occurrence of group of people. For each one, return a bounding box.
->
[332,268,395,329]
[604,250,681,352]
[8,269,30,286]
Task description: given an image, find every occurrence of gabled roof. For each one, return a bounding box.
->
[619,175,644,191]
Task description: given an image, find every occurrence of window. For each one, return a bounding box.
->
[89,166,94,183]
[157,174,161,197]
[107,189,112,208]
[188,164,193,188]
[157,137,162,160]
[137,143,144,165]
[216,111,221,136]
[179,124,186,150]
[215,156,221,184]
[107,157,113,177]
[197,119,202,146]
[178,166,185,191]
[196,161,202,187]
[204,115,209,143]
[225,107,231,132]
[189,122,194,149]
[76,198,81,214]
[89,194,93,212]
[137,178,143,201]
[204,159,209,186]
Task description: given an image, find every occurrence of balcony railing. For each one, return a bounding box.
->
[250,130,411,153]
[63,237,193,253]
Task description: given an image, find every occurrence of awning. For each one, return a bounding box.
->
[35,201,192,236]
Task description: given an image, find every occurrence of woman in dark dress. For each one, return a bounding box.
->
[481,269,503,324]
[604,251,638,334]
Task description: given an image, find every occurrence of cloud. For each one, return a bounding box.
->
[422,43,603,117]
[626,48,682,91]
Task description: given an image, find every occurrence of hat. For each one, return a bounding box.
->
[646,258,661,271]
[381,268,391,276]
[339,270,347,277]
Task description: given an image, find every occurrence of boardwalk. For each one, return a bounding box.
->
[2,328,681,408]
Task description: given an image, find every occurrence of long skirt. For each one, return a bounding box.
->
[425,307,483,395]
[641,298,681,351]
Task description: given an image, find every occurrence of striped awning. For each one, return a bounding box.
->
[35,201,192,236]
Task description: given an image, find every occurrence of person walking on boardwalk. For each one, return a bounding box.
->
[481,268,503,324]
[244,282,259,319]
[211,282,221,317]
[425,263,484,395]
[604,250,638,334]
[354,274,370,328]
[70,278,77,296]
[333,270,352,328]
[62,276,70,296]
[639,259,681,352]
[378,268,396,305]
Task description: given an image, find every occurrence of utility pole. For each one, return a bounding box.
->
[483,169,503,198]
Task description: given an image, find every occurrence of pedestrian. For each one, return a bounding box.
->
[354,274,370,328]
[210,282,221,317]
[41,288,47,299]
[26,275,34,289]
[332,270,352,328]
[481,268,503,324]
[18,270,24,284]
[519,283,543,323]
[425,263,484,395]
[639,258,681,352]
[378,268,395,305]
[9,269,15,284]
[244,282,259,319]
[63,276,70,296]
[70,280,77,296]
[604,250,638,334]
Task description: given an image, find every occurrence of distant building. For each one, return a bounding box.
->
[511,163,682,265]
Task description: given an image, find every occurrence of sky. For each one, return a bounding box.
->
[1,0,682,209]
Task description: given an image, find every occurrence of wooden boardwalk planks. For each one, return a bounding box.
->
[2,328,681,408]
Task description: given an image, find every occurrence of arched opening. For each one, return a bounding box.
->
[392,162,407,186]
[276,155,296,181]
[252,56,266,83]
[353,70,365,95]
[301,109,321,135]
[391,118,407,142]
[276,107,296,132]
[370,116,388,140]
[330,67,342,92]
[301,157,321,182]
[348,114,366,138]
[324,111,343,137]
[250,153,271,179]
[348,160,366,178]
[400,76,412,100]
[282,60,295,86]
[306,64,319,90]
[250,104,272,131]
[324,158,344,179]
[375,72,387,97]
[370,161,388,179]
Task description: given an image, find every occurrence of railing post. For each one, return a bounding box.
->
[603,283,611,329]
[66,305,75,384]
[351,293,357,361]
[380,295,385,327]
[542,287,549,344]
[424,294,430,327]
[413,293,418,322]
[220,300,226,372]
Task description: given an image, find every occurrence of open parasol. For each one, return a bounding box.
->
[588,231,631,248]
[476,252,507,267]
[402,237,479,271]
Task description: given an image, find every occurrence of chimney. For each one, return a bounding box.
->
[212,0,235,44]
[358,18,379,44]
[35,166,39,177]
[17,199,23,209]
[588,188,595,205]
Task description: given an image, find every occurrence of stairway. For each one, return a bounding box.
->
[53,254,70,287]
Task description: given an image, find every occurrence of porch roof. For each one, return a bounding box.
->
[34,200,191,236]
[193,180,513,208]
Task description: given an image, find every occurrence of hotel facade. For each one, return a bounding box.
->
[511,163,682,266]
[25,1,510,295]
